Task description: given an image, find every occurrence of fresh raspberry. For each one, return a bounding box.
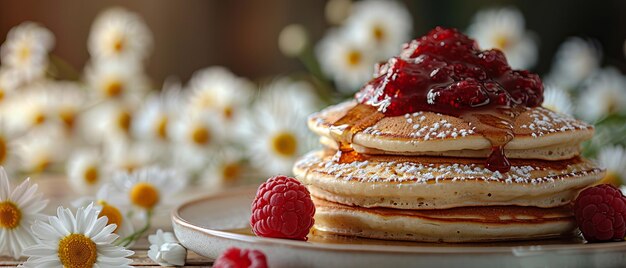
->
[250,175,315,241]
[573,184,626,242]
[213,247,267,268]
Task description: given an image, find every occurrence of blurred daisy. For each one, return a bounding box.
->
[104,138,155,173]
[0,68,19,102]
[85,60,149,101]
[187,67,255,125]
[15,126,68,173]
[0,22,54,85]
[344,0,412,60]
[22,203,133,268]
[596,146,626,187]
[133,78,184,142]
[316,29,376,93]
[72,184,134,239]
[48,81,87,133]
[2,85,53,133]
[88,7,153,63]
[80,100,135,142]
[112,166,184,212]
[0,168,47,259]
[278,24,309,57]
[546,37,601,90]
[578,68,626,122]
[67,149,107,195]
[467,7,538,69]
[242,78,318,175]
[172,112,223,151]
[542,85,573,115]
[325,0,352,25]
[0,122,20,178]
[148,229,186,267]
[201,149,248,189]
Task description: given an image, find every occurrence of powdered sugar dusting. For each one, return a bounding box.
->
[295,152,601,185]
[520,107,591,138]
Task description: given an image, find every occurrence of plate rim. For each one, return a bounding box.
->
[172,186,626,255]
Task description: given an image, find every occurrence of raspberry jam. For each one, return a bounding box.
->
[356,27,543,117]
[333,27,545,173]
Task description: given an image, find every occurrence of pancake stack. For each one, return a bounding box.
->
[293,28,605,243]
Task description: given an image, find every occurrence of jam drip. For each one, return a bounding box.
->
[349,27,544,172]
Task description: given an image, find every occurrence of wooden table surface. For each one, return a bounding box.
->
[0,176,216,267]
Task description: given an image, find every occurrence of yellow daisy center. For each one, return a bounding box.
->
[191,126,211,145]
[104,80,123,98]
[33,112,47,126]
[97,200,123,233]
[222,162,241,182]
[271,131,297,157]
[59,108,76,130]
[34,157,50,173]
[58,234,98,268]
[0,88,5,102]
[155,116,168,140]
[130,182,160,209]
[223,106,234,120]
[346,49,362,67]
[116,110,132,133]
[18,46,31,63]
[0,201,21,229]
[599,171,622,187]
[372,25,385,42]
[83,166,99,185]
[494,34,510,50]
[0,136,7,165]
[112,36,125,54]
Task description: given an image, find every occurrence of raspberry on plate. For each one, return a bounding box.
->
[573,184,626,242]
[250,175,315,241]
[213,247,268,268]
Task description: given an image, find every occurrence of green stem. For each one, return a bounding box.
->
[115,210,153,247]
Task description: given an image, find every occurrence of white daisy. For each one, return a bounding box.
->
[103,138,156,173]
[0,68,19,102]
[546,37,601,90]
[316,29,376,93]
[15,126,68,174]
[278,24,309,57]
[148,229,186,267]
[0,121,20,178]
[22,203,134,268]
[172,112,223,151]
[80,100,136,143]
[325,0,353,25]
[72,184,134,240]
[201,149,248,189]
[0,168,47,259]
[132,77,184,142]
[84,60,149,101]
[112,166,184,211]
[467,7,538,69]
[241,78,319,175]
[67,149,107,195]
[577,68,626,122]
[88,7,153,63]
[0,22,54,85]
[343,0,412,60]
[542,85,573,115]
[596,146,626,187]
[47,81,88,133]
[2,84,54,133]
[186,66,255,126]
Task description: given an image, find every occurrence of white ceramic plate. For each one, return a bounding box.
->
[172,187,626,268]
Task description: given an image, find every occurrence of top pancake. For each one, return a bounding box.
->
[309,101,593,158]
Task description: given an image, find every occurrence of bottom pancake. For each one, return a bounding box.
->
[313,197,577,243]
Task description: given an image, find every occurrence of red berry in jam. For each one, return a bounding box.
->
[356,27,543,116]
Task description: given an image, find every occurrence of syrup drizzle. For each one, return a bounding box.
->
[329,104,383,163]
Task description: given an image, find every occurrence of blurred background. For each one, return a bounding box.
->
[2,0,626,84]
